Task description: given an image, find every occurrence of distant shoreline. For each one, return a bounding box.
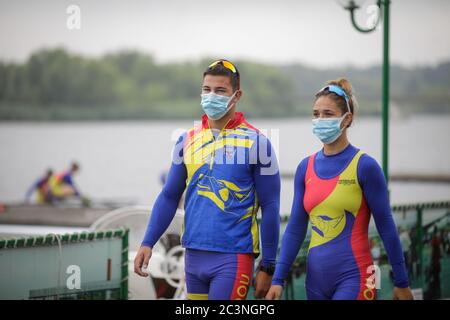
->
[1,111,449,123]
[1,48,449,121]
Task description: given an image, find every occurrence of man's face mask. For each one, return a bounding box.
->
[201,91,236,120]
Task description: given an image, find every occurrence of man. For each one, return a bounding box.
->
[48,161,82,201]
[134,59,281,300]
[25,168,53,204]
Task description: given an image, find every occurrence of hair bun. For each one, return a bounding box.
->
[321,77,357,121]
[326,78,353,97]
[336,78,353,97]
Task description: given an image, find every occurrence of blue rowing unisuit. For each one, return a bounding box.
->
[272,144,409,300]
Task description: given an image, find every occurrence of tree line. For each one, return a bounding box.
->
[0,48,448,120]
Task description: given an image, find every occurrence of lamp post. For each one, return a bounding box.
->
[341,0,390,184]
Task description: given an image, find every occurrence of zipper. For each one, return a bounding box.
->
[209,138,216,171]
[208,118,231,171]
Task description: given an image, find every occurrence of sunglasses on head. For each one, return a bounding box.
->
[208,59,238,74]
[316,85,351,113]
[208,59,240,90]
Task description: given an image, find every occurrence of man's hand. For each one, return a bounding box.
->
[265,284,283,300]
[80,196,91,207]
[393,287,414,300]
[253,270,272,299]
[134,246,152,277]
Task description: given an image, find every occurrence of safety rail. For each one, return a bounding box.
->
[0,228,129,300]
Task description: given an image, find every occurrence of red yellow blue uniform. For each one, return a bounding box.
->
[272,144,409,300]
[25,175,51,204]
[142,112,280,300]
[182,113,268,255]
[48,171,80,199]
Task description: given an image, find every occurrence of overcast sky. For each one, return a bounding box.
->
[1,0,449,68]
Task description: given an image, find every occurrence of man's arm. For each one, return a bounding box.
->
[135,134,187,277]
[252,134,280,267]
[251,134,280,298]
[141,134,187,247]
[25,180,38,202]
[64,175,81,197]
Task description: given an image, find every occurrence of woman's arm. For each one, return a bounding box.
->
[358,154,409,288]
[271,158,310,286]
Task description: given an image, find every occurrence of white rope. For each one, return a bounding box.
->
[46,233,63,299]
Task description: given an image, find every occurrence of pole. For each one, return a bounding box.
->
[382,0,390,183]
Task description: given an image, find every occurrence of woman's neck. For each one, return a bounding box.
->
[323,132,350,156]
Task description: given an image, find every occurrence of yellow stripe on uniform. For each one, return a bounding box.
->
[216,137,254,150]
[309,151,364,249]
[187,293,209,300]
[251,196,260,254]
[221,129,251,138]
[197,190,225,210]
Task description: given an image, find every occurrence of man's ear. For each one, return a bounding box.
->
[232,90,242,105]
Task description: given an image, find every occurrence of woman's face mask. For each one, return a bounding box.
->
[312,112,349,144]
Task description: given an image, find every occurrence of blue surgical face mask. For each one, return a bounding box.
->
[312,113,348,144]
[201,92,236,120]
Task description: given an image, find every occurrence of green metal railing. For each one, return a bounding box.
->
[2,200,449,300]
[0,228,129,300]
[392,201,450,287]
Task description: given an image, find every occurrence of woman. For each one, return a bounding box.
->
[266,78,414,300]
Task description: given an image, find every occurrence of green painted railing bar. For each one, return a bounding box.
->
[261,201,450,224]
[0,228,129,250]
[391,201,450,211]
[121,229,129,300]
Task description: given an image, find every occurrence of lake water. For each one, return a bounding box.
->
[1,114,449,214]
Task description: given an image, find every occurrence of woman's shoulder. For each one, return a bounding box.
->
[357,151,386,184]
[295,155,312,178]
[300,153,314,167]
[358,152,382,171]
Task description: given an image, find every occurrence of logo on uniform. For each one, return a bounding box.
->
[196,174,253,215]
[310,214,345,238]
[338,179,356,186]
[224,146,236,158]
